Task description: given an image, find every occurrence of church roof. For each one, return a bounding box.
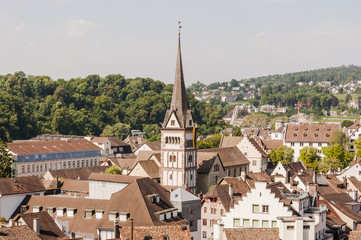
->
[163,34,189,128]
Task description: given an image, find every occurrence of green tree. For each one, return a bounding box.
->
[330,130,349,149]
[341,120,354,128]
[197,134,222,149]
[232,127,242,136]
[345,94,352,103]
[0,141,15,177]
[322,144,353,171]
[298,147,321,171]
[144,124,161,142]
[270,146,294,164]
[105,165,122,175]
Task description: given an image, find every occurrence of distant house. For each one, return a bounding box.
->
[0,176,45,220]
[221,95,237,102]
[89,136,132,157]
[348,99,359,110]
[123,135,147,151]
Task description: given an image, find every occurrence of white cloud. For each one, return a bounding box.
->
[64,19,92,40]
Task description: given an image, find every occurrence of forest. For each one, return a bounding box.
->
[0,72,227,142]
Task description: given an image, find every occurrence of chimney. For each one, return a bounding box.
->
[114,220,120,239]
[8,219,14,227]
[33,218,40,234]
[229,186,233,197]
[353,190,358,201]
[313,170,317,185]
[71,232,76,239]
[344,176,348,188]
[285,169,290,184]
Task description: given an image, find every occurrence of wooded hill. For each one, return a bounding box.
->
[0,72,227,142]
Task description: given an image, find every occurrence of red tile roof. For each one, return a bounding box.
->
[198,147,249,167]
[88,172,143,183]
[0,225,41,240]
[285,124,339,143]
[224,228,279,240]
[47,166,107,180]
[8,139,101,155]
[0,176,45,195]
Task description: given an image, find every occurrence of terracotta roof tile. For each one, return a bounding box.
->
[285,124,339,143]
[47,166,107,180]
[136,160,160,179]
[262,139,283,150]
[198,147,249,167]
[0,225,41,240]
[219,136,243,148]
[8,139,101,155]
[88,173,143,183]
[224,228,279,240]
[0,176,45,195]
[15,211,66,240]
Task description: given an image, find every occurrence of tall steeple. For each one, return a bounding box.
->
[170,33,188,114]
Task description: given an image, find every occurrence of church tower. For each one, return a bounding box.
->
[160,29,197,193]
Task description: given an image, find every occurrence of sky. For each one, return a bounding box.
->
[0,0,361,86]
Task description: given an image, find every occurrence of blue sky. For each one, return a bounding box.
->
[0,0,360,85]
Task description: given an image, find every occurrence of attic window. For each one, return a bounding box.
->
[46,207,55,215]
[119,212,130,222]
[304,134,307,137]
[84,209,94,219]
[316,128,319,131]
[108,211,118,221]
[315,134,318,137]
[56,207,65,217]
[293,134,297,137]
[295,127,298,130]
[305,127,308,130]
[32,205,42,213]
[171,120,175,126]
[95,210,104,219]
[326,134,330,137]
[327,128,331,131]
[67,208,76,217]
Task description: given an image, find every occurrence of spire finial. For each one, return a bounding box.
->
[178,21,182,36]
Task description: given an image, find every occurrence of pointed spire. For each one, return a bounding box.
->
[170,23,188,114]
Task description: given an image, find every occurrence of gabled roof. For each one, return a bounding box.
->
[15,211,66,240]
[322,193,361,222]
[204,184,232,211]
[219,136,243,148]
[143,142,161,151]
[246,172,272,183]
[60,179,89,193]
[248,137,268,158]
[88,173,143,183]
[0,225,41,240]
[262,139,283,150]
[285,124,339,143]
[282,162,306,177]
[136,160,160,179]
[0,176,45,195]
[8,139,101,155]
[349,177,361,192]
[242,128,259,137]
[97,178,186,229]
[198,147,249,167]
[170,187,200,202]
[107,137,130,147]
[197,153,222,174]
[47,166,107,180]
[106,156,138,170]
[348,120,361,130]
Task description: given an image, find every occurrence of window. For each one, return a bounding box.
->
[189,221,193,227]
[77,160,80,168]
[27,165,30,172]
[227,169,231,176]
[22,165,25,173]
[44,163,47,171]
[244,152,247,156]
[252,220,259,227]
[272,221,277,228]
[252,160,257,166]
[309,143,312,146]
[189,209,193,216]
[68,161,71,168]
[40,164,42,171]
[203,207,207,213]
[36,165,39,172]
[220,209,224,216]
[203,219,207,226]
[32,165,34,172]
[318,143,322,147]
[243,219,250,227]
[233,218,240,227]
[86,160,89,167]
[188,154,192,162]
[189,120,192,126]
[63,162,66,168]
[202,231,207,238]
[171,120,175,126]
[234,169,236,177]
[291,142,294,146]
[252,204,259,213]
[287,226,295,230]
[300,143,304,146]
[304,225,310,229]
[73,161,75,168]
[262,220,269,228]
[262,205,269,213]
[169,174,172,180]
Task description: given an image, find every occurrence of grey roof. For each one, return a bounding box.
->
[170,187,200,202]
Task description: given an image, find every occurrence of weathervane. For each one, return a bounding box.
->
[178,21,182,35]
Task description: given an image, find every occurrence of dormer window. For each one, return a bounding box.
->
[173,210,178,217]
[294,134,297,137]
[189,120,192,126]
[159,214,165,221]
[108,211,118,221]
[119,212,130,222]
[32,205,42,213]
[46,207,55,215]
[315,134,318,137]
[67,208,76,217]
[326,134,330,137]
[95,210,104,219]
[304,134,307,137]
[84,209,94,219]
[56,207,65,217]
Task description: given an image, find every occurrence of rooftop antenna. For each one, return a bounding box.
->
[178,21,182,35]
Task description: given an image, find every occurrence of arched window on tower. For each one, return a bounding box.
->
[169,174,173,180]
[188,154,193,163]
[166,137,168,143]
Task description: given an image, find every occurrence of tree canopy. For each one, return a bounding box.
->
[270,146,294,164]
